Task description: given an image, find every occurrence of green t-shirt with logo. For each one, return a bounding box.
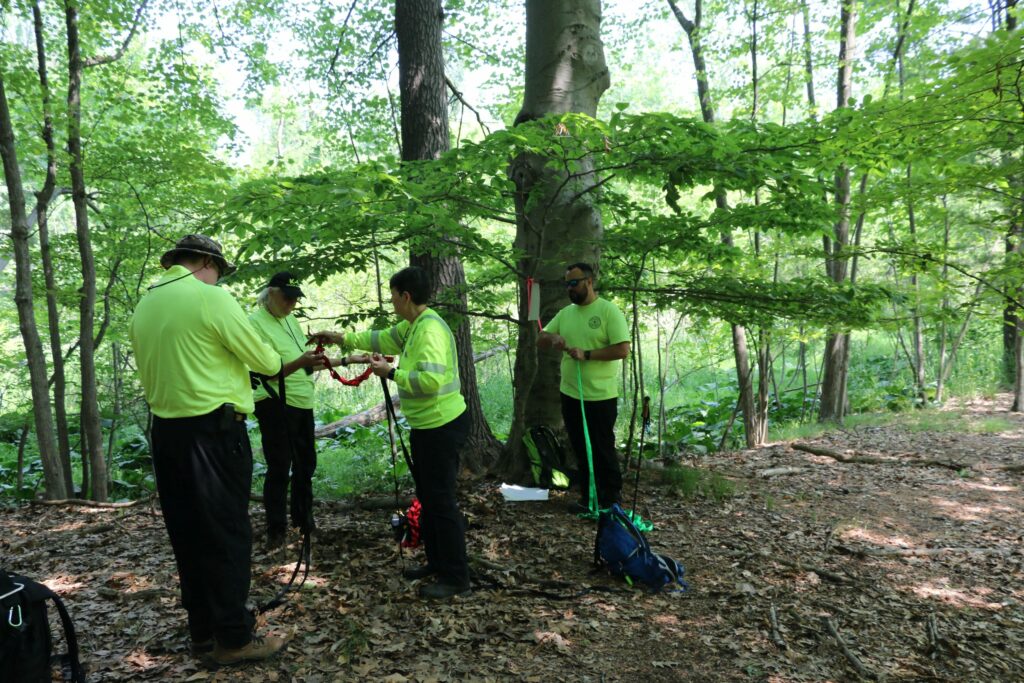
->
[543,297,630,400]
[129,265,282,418]
[249,308,315,410]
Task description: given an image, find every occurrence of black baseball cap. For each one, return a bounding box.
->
[268,271,304,299]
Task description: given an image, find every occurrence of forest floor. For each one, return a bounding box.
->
[4,394,1024,682]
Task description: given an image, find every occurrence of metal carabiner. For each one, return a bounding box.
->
[7,605,22,628]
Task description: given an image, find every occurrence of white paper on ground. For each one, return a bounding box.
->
[499,483,549,501]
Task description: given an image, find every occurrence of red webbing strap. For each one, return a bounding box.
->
[315,343,393,387]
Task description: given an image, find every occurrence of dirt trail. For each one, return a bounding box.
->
[3,396,1022,681]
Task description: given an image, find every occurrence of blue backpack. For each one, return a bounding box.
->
[594,504,689,592]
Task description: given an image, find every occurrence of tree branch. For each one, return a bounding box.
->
[84,0,150,68]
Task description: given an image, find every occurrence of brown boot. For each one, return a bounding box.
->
[211,634,286,666]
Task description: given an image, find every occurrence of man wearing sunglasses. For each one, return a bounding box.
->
[130,235,301,665]
[538,262,631,512]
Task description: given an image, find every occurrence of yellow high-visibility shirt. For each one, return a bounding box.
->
[249,308,315,410]
[129,266,282,418]
[543,297,630,401]
[344,308,466,429]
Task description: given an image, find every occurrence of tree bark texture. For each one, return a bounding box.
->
[818,0,857,422]
[0,72,69,500]
[395,0,501,472]
[498,0,610,482]
[65,0,108,500]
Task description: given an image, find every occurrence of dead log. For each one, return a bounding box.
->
[30,498,142,508]
[313,345,507,438]
[758,466,807,478]
[823,616,876,680]
[791,442,969,471]
[1000,464,1024,473]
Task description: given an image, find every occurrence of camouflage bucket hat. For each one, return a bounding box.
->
[159,234,236,277]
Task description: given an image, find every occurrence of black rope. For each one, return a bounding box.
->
[255,368,314,615]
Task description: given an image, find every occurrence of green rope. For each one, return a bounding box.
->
[574,360,654,531]
[576,361,599,520]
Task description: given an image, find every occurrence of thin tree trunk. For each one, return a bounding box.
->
[65,0,107,500]
[394,0,501,473]
[16,419,30,493]
[499,0,610,481]
[0,72,68,499]
[33,2,74,495]
[671,0,763,446]
[818,0,857,422]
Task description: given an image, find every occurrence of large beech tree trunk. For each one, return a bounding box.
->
[0,72,69,500]
[818,0,857,422]
[394,0,501,472]
[496,0,610,482]
[65,0,107,500]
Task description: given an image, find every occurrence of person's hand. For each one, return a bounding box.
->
[307,330,344,346]
[369,353,392,378]
[566,347,585,361]
[298,350,326,368]
[347,353,371,364]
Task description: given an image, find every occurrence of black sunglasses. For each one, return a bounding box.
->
[564,278,587,288]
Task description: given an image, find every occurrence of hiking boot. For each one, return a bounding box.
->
[402,564,436,581]
[418,579,471,600]
[211,634,286,666]
[190,638,214,657]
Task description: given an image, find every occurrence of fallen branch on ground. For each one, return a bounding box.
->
[30,498,144,508]
[769,603,787,650]
[758,467,807,478]
[792,443,969,471]
[757,550,854,584]
[834,544,1009,558]
[823,616,876,680]
[314,346,505,438]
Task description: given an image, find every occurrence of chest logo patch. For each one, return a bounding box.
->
[588,316,601,329]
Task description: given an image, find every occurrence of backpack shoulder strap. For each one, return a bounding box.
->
[15,576,86,683]
[49,592,86,682]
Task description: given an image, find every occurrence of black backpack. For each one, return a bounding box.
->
[0,568,86,682]
[523,425,574,489]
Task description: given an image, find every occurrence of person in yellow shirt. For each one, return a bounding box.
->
[130,235,322,665]
[538,262,630,512]
[311,266,471,600]
[250,271,347,548]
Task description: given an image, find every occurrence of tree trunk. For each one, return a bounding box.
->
[818,0,857,422]
[497,0,610,482]
[33,2,74,494]
[670,0,764,446]
[0,72,69,500]
[394,0,501,473]
[65,0,107,501]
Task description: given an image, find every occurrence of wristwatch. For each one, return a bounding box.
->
[340,356,349,366]
[387,368,396,381]
[584,350,591,361]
